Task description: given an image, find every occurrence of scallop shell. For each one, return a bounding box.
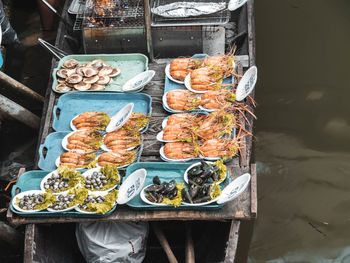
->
[57,68,75,79]
[97,76,110,85]
[66,74,83,84]
[56,84,72,92]
[89,84,105,91]
[74,82,91,91]
[82,67,99,78]
[98,66,113,76]
[83,75,100,84]
[63,59,79,69]
[109,68,121,77]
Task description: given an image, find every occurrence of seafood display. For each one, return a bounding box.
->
[143,176,185,207]
[97,150,136,168]
[163,142,199,160]
[166,90,201,111]
[59,151,96,168]
[182,180,221,204]
[200,89,236,110]
[103,129,141,151]
[77,189,118,214]
[203,53,235,77]
[72,111,110,131]
[48,193,76,211]
[190,66,224,91]
[55,59,121,92]
[199,139,239,159]
[83,165,120,191]
[169,58,201,81]
[42,166,82,193]
[47,187,88,212]
[66,129,103,152]
[162,124,195,142]
[166,113,205,128]
[122,112,150,132]
[15,192,55,211]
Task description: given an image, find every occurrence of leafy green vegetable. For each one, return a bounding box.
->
[162,183,185,208]
[98,164,120,191]
[85,189,119,214]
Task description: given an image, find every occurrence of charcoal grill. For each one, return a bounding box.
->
[74,0,237,58]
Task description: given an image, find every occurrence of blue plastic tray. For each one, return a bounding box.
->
[38,132,143,171]
[10,170,117,217]
[126,162,230,210]
[163,54,235,113]
[52,92,152,132]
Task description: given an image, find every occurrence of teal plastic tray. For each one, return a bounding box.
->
[52,92,152,132]
[38,132,143,171]
[10,170,117,218]
[126,162,230,210]
[163,54,235,113]
[52,53,148,93]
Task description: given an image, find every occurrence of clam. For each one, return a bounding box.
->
[66,74,83,84]
[56,68,75,79]
[62,59,79,69]
[97,76,110,85]
[74,82,91,91]
[56,84,72,92]
[108,78,113,85]
[81,67,99,78]
[91,59,108,70]
[98,66,113,76]
[109,68,121,77]
[83,75,99,84]
[76,67,85,76]
[90,84,105,91]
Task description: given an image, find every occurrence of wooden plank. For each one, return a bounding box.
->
[185,223,195,263]
[152,223,179,263]
[250,163,257,218]
[23,224,35,263]
[224,220,241,263]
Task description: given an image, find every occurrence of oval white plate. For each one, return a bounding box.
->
[165,64,185,84]
[12,190,47,213]
[117,168,147,204]
[159,146,197,162]
[122,70,155,92]
[47,204,78,213]
[140,184,171,206]
[82,167,119,193]
[184,74,209,94]
[40,170,71,195]
[182,197,218,206]
[228,0,248,11]
[106,103,134,133]
[162,117,169,129]
[184,161,227,185]
[198,105,216,112]
[235,66,258,101]
[199,155,221,161]
[75,202,117,214]
[217,173,251,204]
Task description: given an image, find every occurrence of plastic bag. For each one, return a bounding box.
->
[76,222,148,263]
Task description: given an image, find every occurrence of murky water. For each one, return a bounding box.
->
[247,0,350,262]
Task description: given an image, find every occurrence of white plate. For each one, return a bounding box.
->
[235,66,258,101]
[184,74,209,94]
[105,103,134,133]
[216,173,251,204]
[198,105,216,112]
[75,191,116,214]
[228,0,248,11]
[122,70,155,92]
[12,190,47,213]
[162,117,169,129]
[117,168,147,204]
[140,184,171,206]
[159,146,197,162]
[46,191,79,212]
[181,197,218,206]
[199,155,221,161]
[165,64,185,84]
[39,170,74,195]
[184,161,227,185]
[82,167,119,193]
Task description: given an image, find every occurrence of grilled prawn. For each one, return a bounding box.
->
[203,53,235,77]
[103,129,141,151]
[200,89,236,110]
[169,58,201,81]
[60,151,96,168]
[199,138,238,159]
[190,66,223,91]
[67,130,102,152]
[122,112,150,132]
[166,90,201,111]
[97,150,136,167]
[163,142,199,160]
[72,111,110,131]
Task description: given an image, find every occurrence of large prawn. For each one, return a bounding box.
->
[72,111,110,131]
[169,58,202,81]
[97,150,136,167]
[163,142,199,160]
[200,89,236,110]
[67,130,102,152]
[199,138,239,159]
[166,90,201,111]
[60,151,96,168]
[103,129,141,151]
[122,112,150,132]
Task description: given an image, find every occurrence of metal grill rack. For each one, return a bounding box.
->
[74,0,144,30]
[150,0,230,27]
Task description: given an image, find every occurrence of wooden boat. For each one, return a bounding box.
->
[9,0,257,262]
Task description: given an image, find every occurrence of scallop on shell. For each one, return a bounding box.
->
[91,59,108,70]
[56,68,75,79]
[109,68,121,77]
[62,59,79,69]
[83,75,100,84]
[97,76,110,85]
[74,82,91,91]
[81,67,99,78]
[98,66,113,76]
[56,84,72,92]
[90,84,105,91]
[66,74,83,84]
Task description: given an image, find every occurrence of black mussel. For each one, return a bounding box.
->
[189,185,200,199]
[164,180,176,193]
[200,160,210,171]
[146,192,158,202]
[193,196,211,204]
[145,185,159,193]
[153,176,161,185]
[188,165,203,177]
[156,194,164,203]
[193,177,203,185]
[182,189,193,204]
[167,188,178,199]
[188,179,201,187]
[201,168,215,179]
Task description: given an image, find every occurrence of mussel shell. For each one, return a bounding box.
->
[153,176,161,185]
[164,180,176,193]
[188,166,203,177]
[62,59,79,69]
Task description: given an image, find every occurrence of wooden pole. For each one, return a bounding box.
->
[0,94,40,129]
[152,223,178,263]
[0,71,44,102]
[185,223,195,263]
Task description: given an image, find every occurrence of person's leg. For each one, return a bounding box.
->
[37,0,60,31]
